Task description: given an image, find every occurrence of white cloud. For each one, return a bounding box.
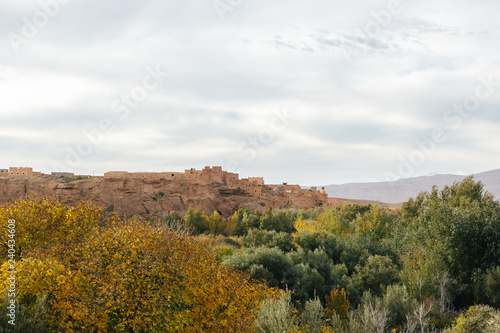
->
[1,0,499,185]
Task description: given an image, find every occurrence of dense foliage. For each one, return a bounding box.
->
[1,176,499,332]
[0,199,274,332]
[221,177,500,332]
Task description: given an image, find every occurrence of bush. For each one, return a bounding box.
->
[352,255,400,297]
[254,291,295,333]
[223,246,293,288]
[474,266,500,307]
[382,284,417,330]
[300,294,325,332]
[0,291,50,332]
[242,228,296,252]
[445,305,500,333]
[212,245,234,262]
[325,288,350,324]
[294,231,340,261]
[288,248,349,304]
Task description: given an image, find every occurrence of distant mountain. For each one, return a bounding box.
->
[323,169,500,204]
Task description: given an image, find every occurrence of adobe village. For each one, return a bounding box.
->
[0,166,332,217]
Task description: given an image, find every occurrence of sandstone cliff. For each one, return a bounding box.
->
[0,176,322,218]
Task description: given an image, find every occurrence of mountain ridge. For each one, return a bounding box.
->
[322,168,500,203]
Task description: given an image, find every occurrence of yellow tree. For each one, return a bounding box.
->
[0,199,275,332]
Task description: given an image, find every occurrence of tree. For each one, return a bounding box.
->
[352,255,399,297]
[398,177,500,307]
[354,205,394,240]
[209,210,223,235]
[0,199,275,332]
[184,208,210,234]
[325,288,350,324]
[382,284,417,330]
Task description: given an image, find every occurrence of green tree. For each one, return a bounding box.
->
[398,177,500,306]
[352,255,399,297]
[184,208,210,234]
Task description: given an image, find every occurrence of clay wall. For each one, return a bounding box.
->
[239,178,262,195]
[223,171,240,187]
[248,177,264,185]
[104,171,130,178]
[184,168,203,182]
[200,166,224,184]
[158,172,185,180]
[9,167,34,177]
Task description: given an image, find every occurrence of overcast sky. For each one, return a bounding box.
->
[1,0,499,185]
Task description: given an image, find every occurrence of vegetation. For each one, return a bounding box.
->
[224,177,500,331]
[0,199,274,332]
[0,176,499,332]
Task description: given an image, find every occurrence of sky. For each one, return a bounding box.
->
[1,0,500,185]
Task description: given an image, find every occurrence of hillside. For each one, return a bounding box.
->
[323,169,500,203]
[0,175,323,218]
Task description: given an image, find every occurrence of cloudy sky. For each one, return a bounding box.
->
[1,0,499,185]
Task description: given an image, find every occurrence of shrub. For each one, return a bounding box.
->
[0,291,50,332]
[445,305,500,333]
[352,255,399,297]
[223,246,293,288]
[254,291,295,333]
[474,266,500,307]
[300,294,325,332]
[382,284,417,330]
[294,231,340,261]
[212,245,234,262]
[243,228,296,252]
[325,288,350,324]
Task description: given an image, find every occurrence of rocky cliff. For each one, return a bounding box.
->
[0,176,315,217]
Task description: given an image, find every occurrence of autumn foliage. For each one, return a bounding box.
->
[325,288,350,323]
[0,199,274,332]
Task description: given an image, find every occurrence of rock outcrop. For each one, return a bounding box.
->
[0,176,324,218]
